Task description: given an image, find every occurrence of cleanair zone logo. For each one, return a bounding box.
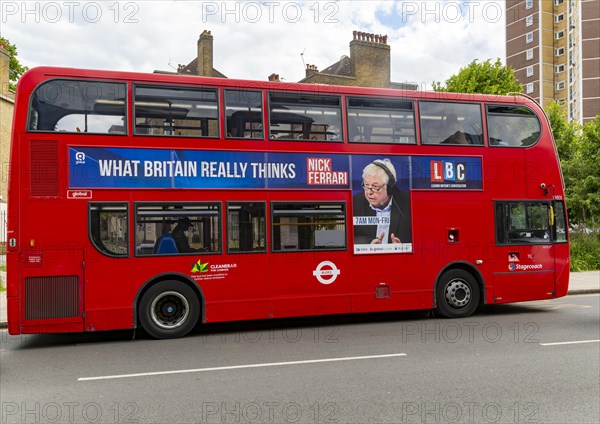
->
[509,263,543,271]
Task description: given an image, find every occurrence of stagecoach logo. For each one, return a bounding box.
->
[509,263,544,271]
[75,152,86,164]
[312,261,341,285]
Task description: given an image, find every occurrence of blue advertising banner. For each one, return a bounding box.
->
[69,147,351,190]
[411,155,483,190]
[69,147,482,191]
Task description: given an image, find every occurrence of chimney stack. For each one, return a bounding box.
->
[305,64,319,78]
[352,31,388,45]
[350,30,391,88]
[197,30,214,76]
[268,73,280,82]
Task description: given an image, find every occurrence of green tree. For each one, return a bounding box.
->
[0,36,28,91]
[432,59,522,95]
[546,101,600,226]
[546,102,578,161]
[578,117,600,225]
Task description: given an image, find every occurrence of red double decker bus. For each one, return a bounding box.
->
[6,67,569,339]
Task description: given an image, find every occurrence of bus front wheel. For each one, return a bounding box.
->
[139,281,200,339]
[435,270,480,318]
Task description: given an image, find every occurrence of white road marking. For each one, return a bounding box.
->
[540,339,600,346]
[79,353,407,382]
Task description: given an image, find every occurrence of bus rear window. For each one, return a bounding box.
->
[487,105,541,147]
[269,92,342,142]
[347,97,416,144]
[134,85,219,138]
[28,80,127,134]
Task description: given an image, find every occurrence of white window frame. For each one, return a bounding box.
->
[526,15,534,27]
[526,49,534,60]
[554,13,564,23]
[554,0,564,6]
[526,32,534,43]
[555,47,565,56]
[555,30,565,39]
[555,64,565,73]
[526,0,533,10]
[526,66,534,77]
[526,83,534,94]
[555,81,565,90]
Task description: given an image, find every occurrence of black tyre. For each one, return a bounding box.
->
[435,269,480,318]
[138,281,200,339]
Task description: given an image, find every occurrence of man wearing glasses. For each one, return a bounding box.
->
[353,158,412,246]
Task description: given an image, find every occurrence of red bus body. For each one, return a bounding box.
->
[6,67,570,338]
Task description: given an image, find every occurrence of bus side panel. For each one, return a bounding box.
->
[411,191,487,303]
[195,252,271,323]
[17,249,85,334]
[6,251,21,335]
[270,251,352,318]
[553,243,570,297]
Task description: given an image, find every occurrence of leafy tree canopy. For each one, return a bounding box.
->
[432,59,522,95]
[0,36,28,91]
[546,101,600,226]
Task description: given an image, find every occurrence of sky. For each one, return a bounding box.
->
[0,0,506,90]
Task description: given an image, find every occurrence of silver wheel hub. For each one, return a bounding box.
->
[445,279,471,309]
[150,291,190,330]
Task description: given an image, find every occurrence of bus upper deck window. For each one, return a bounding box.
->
[28,79,127,134]
[269,92,342,142]
[487,105,541,147]
[347,97,416,144]
[134,85,219,138]
[225,90,263,139]
[419,102,483,145]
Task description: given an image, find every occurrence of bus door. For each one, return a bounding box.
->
[269,201,351,318]
[216,202,271,321]
[18,249,85,333]
[492,201,556,303]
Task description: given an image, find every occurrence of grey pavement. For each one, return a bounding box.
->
[0,270,598,329]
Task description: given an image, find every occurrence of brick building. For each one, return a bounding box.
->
[506,0,599,123]
[174,30,418,90]
[0,44,15,205]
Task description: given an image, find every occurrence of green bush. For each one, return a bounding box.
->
[570,232,600,271]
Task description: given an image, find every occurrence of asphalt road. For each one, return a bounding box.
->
[1,295,599,424]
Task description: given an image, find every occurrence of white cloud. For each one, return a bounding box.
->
[1,0,505,89]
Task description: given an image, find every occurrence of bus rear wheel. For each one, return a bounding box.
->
[139,281,200,339]
[435,270,480,318]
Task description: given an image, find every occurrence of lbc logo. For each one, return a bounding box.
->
[430,161,467,183]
